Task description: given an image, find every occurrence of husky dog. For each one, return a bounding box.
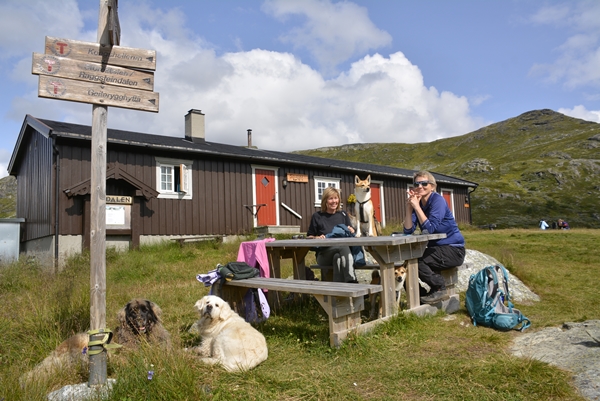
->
[354,175,379,237]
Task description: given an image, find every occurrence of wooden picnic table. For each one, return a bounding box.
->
[265,234,448,318]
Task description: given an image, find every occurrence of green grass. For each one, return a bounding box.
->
[1,231,596,400]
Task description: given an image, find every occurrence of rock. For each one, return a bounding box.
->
[458,249,541,304]
[47,379,116,401]
[510,321,600,401]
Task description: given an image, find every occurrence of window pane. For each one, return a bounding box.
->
[317,182,326,201]
[161,166,173,191]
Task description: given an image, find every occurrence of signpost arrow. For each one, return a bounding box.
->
[38,75,159,112]
[45,36,156,71]
[32,52,154,91]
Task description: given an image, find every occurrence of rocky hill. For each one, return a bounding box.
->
[296,109,600,228]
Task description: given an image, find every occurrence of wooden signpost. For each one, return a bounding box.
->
[32,0,159,388]
[37,75,159,112]
[32,52,155,91]
[44,36,156,70]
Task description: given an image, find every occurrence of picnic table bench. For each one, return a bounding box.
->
[310,263,460,296]
[214,277,382,347]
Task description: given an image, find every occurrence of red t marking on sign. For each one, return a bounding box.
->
[56,42,68,54]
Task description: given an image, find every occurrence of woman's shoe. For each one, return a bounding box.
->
[420,289,449,304]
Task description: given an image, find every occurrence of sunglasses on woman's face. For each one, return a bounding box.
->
[413,181,430,188]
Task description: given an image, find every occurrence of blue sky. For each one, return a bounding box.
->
[1,0,599,179]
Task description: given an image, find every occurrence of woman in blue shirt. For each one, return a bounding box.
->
[403,171,465,304]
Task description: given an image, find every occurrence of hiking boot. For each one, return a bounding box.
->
[420,289,449,304]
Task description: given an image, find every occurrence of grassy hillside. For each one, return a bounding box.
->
[0,175,16,218]
[296,109,600,228]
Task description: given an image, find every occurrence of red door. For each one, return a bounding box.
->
[255,169,277,226]
[442,190,453,214]
[370,183,382,222]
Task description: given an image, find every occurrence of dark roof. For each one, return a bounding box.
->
[10,115,478,187]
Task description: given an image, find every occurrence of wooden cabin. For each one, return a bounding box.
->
[8,110,478,266]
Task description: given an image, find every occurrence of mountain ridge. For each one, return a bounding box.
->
[295,109,600,228]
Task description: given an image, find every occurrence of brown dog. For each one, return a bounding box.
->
[369,262,408,319]
[21,299,171,386]
[114,298,171,348]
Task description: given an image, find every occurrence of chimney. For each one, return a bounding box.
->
[185,109,205,143]
[247,129,252,147]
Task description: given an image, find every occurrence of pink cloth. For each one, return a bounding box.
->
[237,238,275,278]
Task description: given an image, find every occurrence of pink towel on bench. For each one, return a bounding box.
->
[237,238,275,278]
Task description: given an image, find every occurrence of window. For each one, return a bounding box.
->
[314,176,341,207]
[155,157,192,199]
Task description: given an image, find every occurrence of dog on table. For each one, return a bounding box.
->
[20,299,170,386]
[354,175,381,237]
[369,262,408,319]
[190,295,268,372]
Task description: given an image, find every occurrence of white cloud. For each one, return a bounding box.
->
[529,1,600,89]
[91,46,480,152]
[0,0,93,60]
[0,0,483,176]
[558,104,600,123]
[262,0,392,74]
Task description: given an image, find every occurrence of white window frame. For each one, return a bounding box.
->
[155,157,193,200]
[314,176,341,207]
[439,187,455,217]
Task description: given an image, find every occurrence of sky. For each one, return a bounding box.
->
[1,0,600,179]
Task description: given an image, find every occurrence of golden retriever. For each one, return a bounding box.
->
[20,299,170,385]
[190,295,268,372]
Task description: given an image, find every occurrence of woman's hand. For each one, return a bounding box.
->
[407,190,421,210]
[347,225,355,234]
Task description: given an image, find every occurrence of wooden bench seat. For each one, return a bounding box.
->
[169,235,223,247]
[213,277,382,347]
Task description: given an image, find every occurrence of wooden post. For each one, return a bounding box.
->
[88,0,117,387]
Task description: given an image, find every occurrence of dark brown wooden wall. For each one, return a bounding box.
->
[17,129,54,241]
[57,141,255,236]
[277,169,410,231]
[53,138,472,238]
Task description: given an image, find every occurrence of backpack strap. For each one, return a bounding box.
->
[497,264,511,302]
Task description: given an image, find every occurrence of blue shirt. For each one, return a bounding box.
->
[403,191,465,247]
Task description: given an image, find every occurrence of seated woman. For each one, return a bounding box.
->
[403,171,466,304]
[307,187,357,283]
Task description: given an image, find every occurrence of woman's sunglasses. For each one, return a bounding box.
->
[413,181,430,188]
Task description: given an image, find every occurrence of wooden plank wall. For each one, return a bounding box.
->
[54,139,473,238]
[18,129,54,241]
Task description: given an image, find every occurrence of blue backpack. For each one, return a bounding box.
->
[465,264,531,332]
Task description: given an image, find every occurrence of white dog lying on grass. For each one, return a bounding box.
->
[189,295,268,372]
